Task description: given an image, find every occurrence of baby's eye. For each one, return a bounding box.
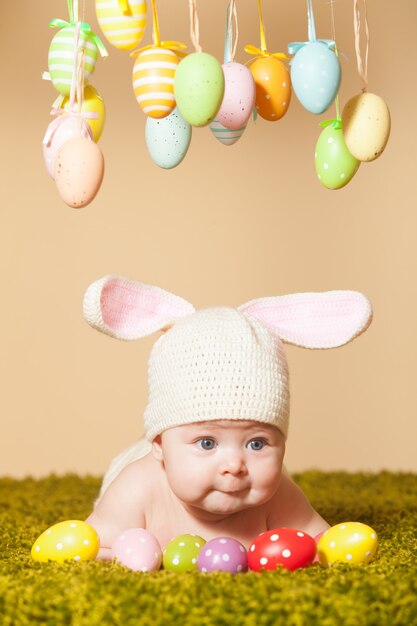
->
[247,439,266,451]
[196,438,217,450]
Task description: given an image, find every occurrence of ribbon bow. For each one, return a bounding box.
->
[244,45,289,62]
[49,18,108,57]
[130,40,187,59]
[319,118,342,130]
[287,38,336,55]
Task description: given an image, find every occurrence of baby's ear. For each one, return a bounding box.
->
[83,275,195,340]
[151,436,163,461]
[238,291,372,349]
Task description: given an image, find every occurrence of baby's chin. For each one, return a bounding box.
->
[195,489,267,516]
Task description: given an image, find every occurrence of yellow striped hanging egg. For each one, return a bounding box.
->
[132,47,179,118]
[96,0,147,51]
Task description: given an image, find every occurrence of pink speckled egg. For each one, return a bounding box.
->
[54,137,104,208]
[111,528,162,572]
[197,537,248,573]
[217,62,255,130]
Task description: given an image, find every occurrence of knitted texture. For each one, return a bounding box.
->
[143,307,290,441]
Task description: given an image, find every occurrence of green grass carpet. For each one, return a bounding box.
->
[1,472,416,625]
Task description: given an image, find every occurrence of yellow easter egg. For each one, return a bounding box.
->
[318,522,378,567]
[133,47,179,118]
[59,85,106,142]
[342,92,391,162]
[31,520,100,563]
[249,56,291,121]
[96,0,147,51]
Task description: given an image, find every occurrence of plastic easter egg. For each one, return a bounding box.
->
[248,528,316,572]
[96,0,147,50]
[342,93,391,162]
[217,62,255,130]
[133,47,179,118]
[318,522,378,566]
[60,85,106,142]
[290,42,341,114]
[31,520,99,563]
[315,125,360,189]
[48,27,98,96]
[249,56,291,121]
[145,107,192,169]
[111,528,162,572]
[209,118,246,146]
[197,537,248,574]
[174,52,225,127]
[43,114,91,178]
[54,137,104,208]
[162,534,206,573]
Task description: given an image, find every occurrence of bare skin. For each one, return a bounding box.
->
[87,421,329,558]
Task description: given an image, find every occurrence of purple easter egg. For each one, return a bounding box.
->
[197,537,248,574]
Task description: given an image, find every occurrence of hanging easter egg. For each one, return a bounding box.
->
[217,62,255,130]
[48,26,99,96]
[43,113,92,178]
[111,528,162,572]
[145,107,192,169]
[197,537,248,574]
[315,123,360,190]
[54,137,104,208]
[248,528,317,572]
[317,522,378,567]
[133,47,179,118]
[342,93,391,162]
[162,534,206,573]
[174,52,225,127]
[59,85,106,142]
[31,520,99,563]
[96,0,147,51]
[209,118,246,146]
[289,42,341,114]
[249,56,291,121]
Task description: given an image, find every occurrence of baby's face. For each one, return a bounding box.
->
[152,420,285,519]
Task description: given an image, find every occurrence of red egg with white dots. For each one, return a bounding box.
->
[248,528,317,572]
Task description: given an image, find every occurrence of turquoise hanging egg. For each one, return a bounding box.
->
[291,42,340,115]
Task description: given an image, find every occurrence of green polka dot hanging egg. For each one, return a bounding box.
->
[315,123,360,190]
[48,26,99,96]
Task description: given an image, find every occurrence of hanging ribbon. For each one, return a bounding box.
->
[224,0,238,64]
[244,0,289,62]
[287,0,336,55]
[188,0,202,53]
[130,0,187,57]
[118,0,130,13]
[353,0,369,92]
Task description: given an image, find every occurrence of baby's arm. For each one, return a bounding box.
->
[267,473,329,538]
[86,462,146,560]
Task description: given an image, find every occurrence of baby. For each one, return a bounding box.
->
[83,276,372,558]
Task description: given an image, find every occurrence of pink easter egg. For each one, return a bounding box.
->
[111,528,162,572]
[43,114,91,179]
[197,537,248,574]
[217,62,255,130]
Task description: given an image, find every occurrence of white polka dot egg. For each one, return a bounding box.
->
[248,528,317,572]
[111,528,162,572]
[31,520,99,563]
[317,522,378,567]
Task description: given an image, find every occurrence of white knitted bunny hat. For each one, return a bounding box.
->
[83,276,372,440]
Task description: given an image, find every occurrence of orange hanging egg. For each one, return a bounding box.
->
[249,56,291,121]
[132,47,179,119]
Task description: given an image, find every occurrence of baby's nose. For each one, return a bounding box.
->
[220,450,247,476]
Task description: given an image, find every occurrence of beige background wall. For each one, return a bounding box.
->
[1,0,416,478]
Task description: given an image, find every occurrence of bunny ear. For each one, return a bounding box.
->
[238,291,372,349]
[83,275,195,340]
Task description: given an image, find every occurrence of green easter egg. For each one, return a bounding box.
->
[162,534,206,573]
[174,52,224,127]
[315,125,360,190]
